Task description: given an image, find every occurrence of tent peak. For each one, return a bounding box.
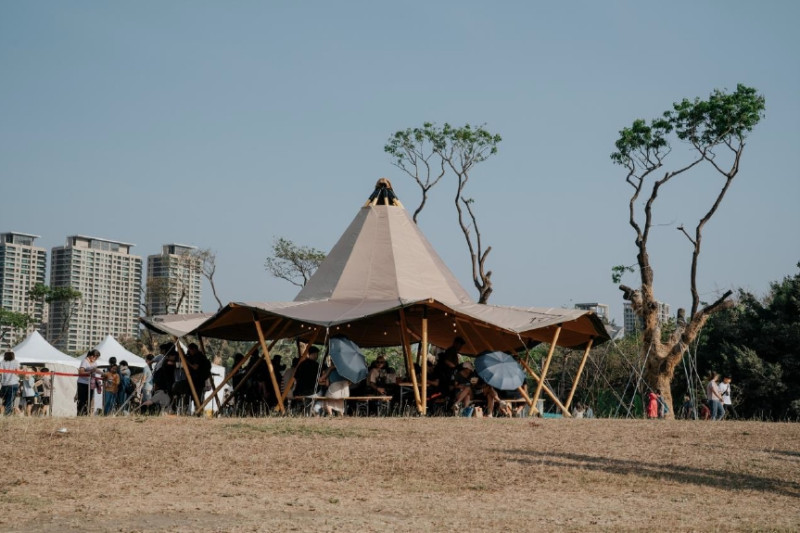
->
[363,178,404,208]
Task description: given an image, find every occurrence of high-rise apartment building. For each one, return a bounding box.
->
[623,300,671,336]
[145,244,202,315]
[0,232,47,350]
[48,235,142,353]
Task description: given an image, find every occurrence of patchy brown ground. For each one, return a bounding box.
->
[0,416,798,532]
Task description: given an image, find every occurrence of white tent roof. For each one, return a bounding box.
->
[93,335,147,368]
[12,331,79,367]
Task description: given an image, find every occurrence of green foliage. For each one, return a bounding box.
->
[0,309,34,339]
[611,84,765,170]
[611,264,636,284]
[264,237,327,288]
[27,283,81,303]
[698,263,800,419]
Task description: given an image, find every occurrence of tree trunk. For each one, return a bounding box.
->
[643,343,681,420]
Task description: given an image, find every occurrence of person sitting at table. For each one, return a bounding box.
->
[313,361,349,416]
[293,346,320,397]
[367,355,394,396]
[451,361,478,413]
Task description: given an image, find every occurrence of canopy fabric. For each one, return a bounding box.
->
[11,331,79,367]
[140,313,214,338]
[295,205,473,306]
[93,335,147,368]
[194,298,606,354]
[12,332,79,416]
[192,186,609,353]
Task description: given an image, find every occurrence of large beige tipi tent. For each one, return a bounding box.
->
[193,180,609,415]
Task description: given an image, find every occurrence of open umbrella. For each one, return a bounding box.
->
[328,336,368,384]
[474,351,526,390]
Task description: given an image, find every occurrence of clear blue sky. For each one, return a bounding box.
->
[2,2,798,325]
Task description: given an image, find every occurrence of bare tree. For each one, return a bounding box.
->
[385,122,501,304]
[264,237,326,288]
[611,84,765,417]
[191,248,223,310]
[435,123,501,304]
[384,124,447,223]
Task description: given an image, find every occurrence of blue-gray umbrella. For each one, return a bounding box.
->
[474,351,526,390]
[328,336,368,384]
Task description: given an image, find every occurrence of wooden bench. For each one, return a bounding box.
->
[292,395,393,416]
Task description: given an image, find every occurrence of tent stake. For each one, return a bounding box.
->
[564,338,594,412]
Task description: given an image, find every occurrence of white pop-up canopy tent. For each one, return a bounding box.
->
[93,335,147,368]
[12,331,79,416]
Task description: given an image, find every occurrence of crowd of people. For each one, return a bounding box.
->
[0,351,52,416]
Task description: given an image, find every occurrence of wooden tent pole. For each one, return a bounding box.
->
[196,335,222,413]
[196,341,258,413]
[254,317,285,413]
[197,317,285,414]
[421,309,429,415]
[564,338,594,412]
[516,385,537,415]
[279,328,321,404]
[398,309,423,414]
[517,354,572,416]
[174,336,202,412]
[215,333,287,416]
[529,326,561,411]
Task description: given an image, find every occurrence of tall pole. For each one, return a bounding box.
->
[254,317,285,413]
[530,326,562,416]
[420,308,429,415]
[564,338,594,412]
[398,309,422,414]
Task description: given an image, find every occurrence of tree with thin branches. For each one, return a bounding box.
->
[611,84,765,417]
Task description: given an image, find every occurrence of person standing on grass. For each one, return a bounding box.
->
[102,364,120,415]
[1,351,21,415]
[77,349,100,416]
[35,369,52,416]
[141,355,154,403]
[706,373,724,421]
[645,389,658,419]
[718,376,736,419]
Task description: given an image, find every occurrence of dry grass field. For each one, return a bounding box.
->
[0,416,798,532]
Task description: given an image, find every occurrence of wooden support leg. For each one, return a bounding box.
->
[529,327,561,415]
[399,309,423,414]
[564,338,594,412]
[421,311,429,415]
[517,356,572,417]
[175,337,202,413]
[254,317,285,414]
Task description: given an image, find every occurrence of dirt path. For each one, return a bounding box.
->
[1,417,798,532]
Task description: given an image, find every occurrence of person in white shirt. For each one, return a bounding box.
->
[77,349,100,416]
[718,376,736,419]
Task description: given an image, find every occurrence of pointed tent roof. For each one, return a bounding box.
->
[194,180,609,352]
[295,194,473,306]
[12,331,79,367]
[93,335,147,368]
